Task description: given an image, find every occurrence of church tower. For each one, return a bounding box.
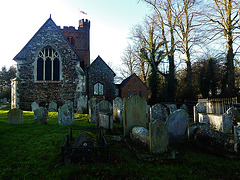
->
[60,19,90,68]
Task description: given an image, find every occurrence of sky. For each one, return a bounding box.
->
[0,0,150,71]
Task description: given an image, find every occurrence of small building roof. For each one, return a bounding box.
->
[120,73,147,89]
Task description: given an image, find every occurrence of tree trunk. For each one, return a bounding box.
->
[185,48,193,98]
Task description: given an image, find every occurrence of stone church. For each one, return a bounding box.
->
[12,16,117,111]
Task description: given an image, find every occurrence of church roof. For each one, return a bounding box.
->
[14,16,80,61]
[89,55,116,76]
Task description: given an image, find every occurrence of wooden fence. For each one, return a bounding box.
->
[198,97,237,114]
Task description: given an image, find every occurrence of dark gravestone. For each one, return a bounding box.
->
[167,109,190,143]
[71,132,95,162]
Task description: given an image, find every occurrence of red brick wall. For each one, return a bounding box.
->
[121,75,148,100]
[60,21,90,67]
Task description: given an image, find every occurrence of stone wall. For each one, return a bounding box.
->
[88,56,116,102]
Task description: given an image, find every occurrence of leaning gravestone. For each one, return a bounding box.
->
[34,107,48,124]
[8,109,23,124]
[31,102,39,112]
[49,102,57,112]
[89,97,98,123]
[149,119,168,154]
[131,126,150,147]
[167,109,190,143]
[3,98,7,104]
[150,104,168,122]
[58,104,74,126]
[123,94,147,137]
[113,97,123,123]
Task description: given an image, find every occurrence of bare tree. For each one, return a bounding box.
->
[144,0,177,100]
[204,0,240,97]
[120,44,138,79]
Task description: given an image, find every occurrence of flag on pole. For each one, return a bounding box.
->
[80,11,87,15]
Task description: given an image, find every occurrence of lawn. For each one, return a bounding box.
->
[0,107,240,179]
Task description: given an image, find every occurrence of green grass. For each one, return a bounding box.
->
[1,107,240,179]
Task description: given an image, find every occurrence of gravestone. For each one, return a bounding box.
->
[3,98,7,104]
[88,97,98,123]
[98,100,112,113]
[99,112,113,129]
[31,102,39,112]
[123,94,147,137]
[113,97,123,123]
[234,125,240,152]
[34,107,48,124]
[65,100,73,111]
[194,103,207,123]
[167,109,190,143]
[180,104,188,113]
[58,104,74,126]
[131,126,150,146]
[222,114,233,133]
[150,104,168,122]
[97,100,112,128]
[166,104,177,114]
[49,102,57,112]
[8,109,23,124]
[149,119,168,154]
[146,105,151,124]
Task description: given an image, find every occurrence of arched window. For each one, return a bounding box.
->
[94,82,104,95]
[36,47,60,81]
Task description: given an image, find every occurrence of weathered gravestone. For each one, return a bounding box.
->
[180,104,188,113]
[34,107,48,124]
[98,100,112,113]
[131,126,150,147]
[166,104,177,114]
[149,119,168,154]
[58,104,74,126]
[97,100,113,129]
[3,98,7,104]
[99,112,113,130]
[194,103,207,123]
[113,97,123,123]
[88,97,99,123]
[146,105,151,124]
[49,101,57,112]
[221,107,240,133]
[31,102,39,112]
[234,125,240,152]
[167,109,190,143]
[8,109,23,124]
[65,100,73,111]
[123,94,147,137]
[150,104,168,122]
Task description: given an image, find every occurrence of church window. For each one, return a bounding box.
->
[36,47,60,81]
[94,83,104,95]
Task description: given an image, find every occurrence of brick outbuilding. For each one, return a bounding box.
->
[120,74,148,100]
